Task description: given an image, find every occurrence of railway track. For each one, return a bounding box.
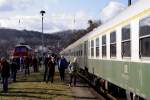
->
[78,72,118,100]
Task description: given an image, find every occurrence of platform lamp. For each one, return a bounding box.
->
[40,10,46,60]
[128,0,131,6]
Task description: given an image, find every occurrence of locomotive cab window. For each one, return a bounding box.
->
[139,16,150,57]
[96,38,99,57]
[121,25,131,57]
[110,31,116,57]
[91,40,94,57]
[102,35,106,57]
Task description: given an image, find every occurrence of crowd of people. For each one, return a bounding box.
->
[0,54,79,93]
[0,56,41,93]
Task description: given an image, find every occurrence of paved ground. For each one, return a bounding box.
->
[0,67,99,100]
[71,83,99,100]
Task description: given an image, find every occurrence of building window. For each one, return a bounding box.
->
[122,25,131,57]
[91,40,94,57]
[110,31,116,57]
[139,16,150,57]
[96,38,99,57]
[102,35,106,57]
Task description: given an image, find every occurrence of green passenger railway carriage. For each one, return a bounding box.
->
[61,0,150,99]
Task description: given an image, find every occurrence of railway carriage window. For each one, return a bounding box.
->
[84,43,87,56]
[88,41,90,56]
[79,50,81,56]
[139,16,150,57]
[79,50,80,56]
[79,49,80,56]
[102,35,106,57]
[110,31,116,57]
[91,40,94,57]
[96,38,99,57]
[122,25,131,57]
[75,51,77,56]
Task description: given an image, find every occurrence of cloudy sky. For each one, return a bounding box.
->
[0,0,136,33]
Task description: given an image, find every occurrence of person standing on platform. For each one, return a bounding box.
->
[1,58,10,93]
[24,57,30,76]
[46,56,56,83]
[10,58,18,82]
[58,55,68,81]
[0,58,2,81]
[32,56,38,72]
[43,55,49,81]
[68,57,79,87]
[16,58,20,71]
[19,56,24,72]
[38,57,42,68]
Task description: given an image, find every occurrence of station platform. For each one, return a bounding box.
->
[0,67,99,100]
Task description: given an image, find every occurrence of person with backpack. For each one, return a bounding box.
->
[68,57,79,87]
[58,55,68,81]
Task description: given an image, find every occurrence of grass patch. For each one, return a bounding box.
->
[0,68,74,100]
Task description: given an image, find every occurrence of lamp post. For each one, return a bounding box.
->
[40,10,45,57]
[128,0,131,6]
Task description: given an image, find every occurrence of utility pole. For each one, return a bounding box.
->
[40,10,46,58]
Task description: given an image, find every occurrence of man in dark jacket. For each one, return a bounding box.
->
[32,56,38,72]
[24,57,30,76]
[11,58,18,82]
[43,56,49,81]
[1,58,10,93]
[46,56,56,83]
[58,56,68,81]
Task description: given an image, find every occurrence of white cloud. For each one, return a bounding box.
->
[0,11,92,33]
[0,0,5,5]
[100,1,125,23]
[0,0,14,11]
[0,0,92,33]
[49,0,59,3]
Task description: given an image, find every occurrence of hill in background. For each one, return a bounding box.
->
[0,20,101,57]
[0,28,85,57]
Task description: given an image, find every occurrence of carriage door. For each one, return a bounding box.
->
[84,41,88,70]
